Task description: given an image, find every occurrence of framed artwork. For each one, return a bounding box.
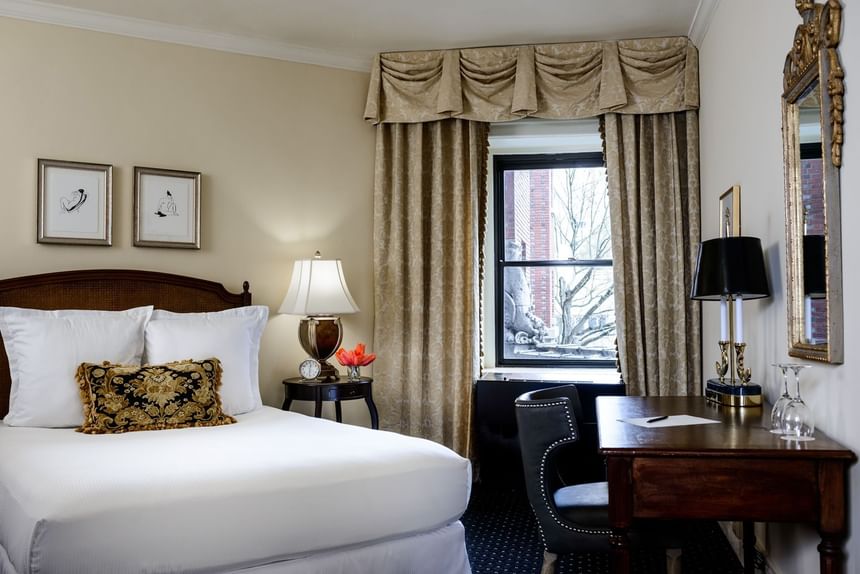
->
[719,185,741,237]
[37,159,112,246]
[133,166,201,249]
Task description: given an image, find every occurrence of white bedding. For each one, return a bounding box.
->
[0,407,472,574]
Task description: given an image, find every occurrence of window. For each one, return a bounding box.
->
[493,153,615,367]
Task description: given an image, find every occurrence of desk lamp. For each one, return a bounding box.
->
[279,251,359,381]
[691,237,770,407]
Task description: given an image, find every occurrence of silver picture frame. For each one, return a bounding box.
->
[133,166,201,249]
[37,158,112,246]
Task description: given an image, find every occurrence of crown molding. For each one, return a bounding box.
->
[688,0,720,47]
[0,0,371,72]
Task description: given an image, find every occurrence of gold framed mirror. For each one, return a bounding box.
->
[782,0,844,363]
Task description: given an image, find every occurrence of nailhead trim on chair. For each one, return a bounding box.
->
[515,400,613,539]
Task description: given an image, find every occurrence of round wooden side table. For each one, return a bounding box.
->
[281,376,379,429]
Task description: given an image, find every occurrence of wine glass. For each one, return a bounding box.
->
[781,364,814,442]
[769,363,793,434]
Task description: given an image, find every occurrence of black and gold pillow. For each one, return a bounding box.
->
[75,358,236,434]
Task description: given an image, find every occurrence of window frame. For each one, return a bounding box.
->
[492,152,615,368]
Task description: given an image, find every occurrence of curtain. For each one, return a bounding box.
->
[365,37,698,124]
[603,112,702,396]
[373,119,489,455]
[365,35,702,443]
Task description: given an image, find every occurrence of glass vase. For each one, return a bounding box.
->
[346,365,361,381]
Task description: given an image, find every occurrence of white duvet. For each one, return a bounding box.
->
[0,407,471,574]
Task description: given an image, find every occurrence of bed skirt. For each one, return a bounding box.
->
[0,521,471,574]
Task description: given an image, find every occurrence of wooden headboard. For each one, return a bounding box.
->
[0,269,252,417]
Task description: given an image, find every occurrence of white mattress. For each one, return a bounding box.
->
[0,407,472,574]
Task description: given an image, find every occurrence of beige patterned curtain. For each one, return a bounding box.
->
[365,37,698,124]
[366,36,701,444]
[373,119,488,455]
[603,112,702,396]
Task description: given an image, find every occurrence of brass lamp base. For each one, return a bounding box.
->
[298,316,343,381]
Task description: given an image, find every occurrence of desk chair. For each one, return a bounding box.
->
[515,385,681,574]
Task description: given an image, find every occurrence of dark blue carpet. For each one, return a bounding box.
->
[461,484,744,574]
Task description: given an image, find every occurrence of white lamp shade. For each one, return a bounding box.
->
[279,257,359,316]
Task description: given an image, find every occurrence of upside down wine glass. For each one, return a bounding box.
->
[781,364,814,442]
[769,363,793,434]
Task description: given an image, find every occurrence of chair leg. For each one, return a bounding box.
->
[540,551,558,574]
[665,547,682,574]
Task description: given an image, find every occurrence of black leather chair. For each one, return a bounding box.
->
[515,385,681,574]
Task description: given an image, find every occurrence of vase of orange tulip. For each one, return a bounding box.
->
[335,343,376,381]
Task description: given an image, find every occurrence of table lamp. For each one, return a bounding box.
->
[279,251,359,381]
[691,236,770,406]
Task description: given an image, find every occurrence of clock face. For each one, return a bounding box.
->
[299,358,321,380]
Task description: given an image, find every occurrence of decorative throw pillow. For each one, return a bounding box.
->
[0,305,153,428]
[144,306,269,416]
[75,358,236,434]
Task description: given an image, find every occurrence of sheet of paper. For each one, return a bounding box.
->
[618,414,721,428]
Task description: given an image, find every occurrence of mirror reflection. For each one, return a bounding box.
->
[796,81,827,346]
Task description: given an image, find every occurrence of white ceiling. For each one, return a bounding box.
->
[0,0,718,71]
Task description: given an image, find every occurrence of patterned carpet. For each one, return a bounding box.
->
[461,483,744,574]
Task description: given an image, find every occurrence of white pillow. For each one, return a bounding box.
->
[144,305,268,416]
[0,306,154,428]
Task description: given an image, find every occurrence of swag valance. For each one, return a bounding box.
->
[364,36,698,124]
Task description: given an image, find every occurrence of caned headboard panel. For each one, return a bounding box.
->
[0,269,252,418]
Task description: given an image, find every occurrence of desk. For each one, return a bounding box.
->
[596,396,856,574]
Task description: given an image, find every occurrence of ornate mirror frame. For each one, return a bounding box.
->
[782,0,844,363]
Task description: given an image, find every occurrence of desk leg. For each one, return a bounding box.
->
[606,457,633,574]
[335,401,343,423]
[282,398,292,412]
[818,461,848,574]
[818,536,845,574]
[742,521,755,574]
[609,528,631,574]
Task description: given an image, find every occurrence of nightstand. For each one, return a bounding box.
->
[281,377,379,429]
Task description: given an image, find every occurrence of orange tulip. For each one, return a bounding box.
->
[335,343,376,367]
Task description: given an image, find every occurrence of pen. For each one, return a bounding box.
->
[646,415,669,423]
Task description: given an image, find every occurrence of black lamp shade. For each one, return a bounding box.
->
[690,237,770,300]
[803,234,826,298]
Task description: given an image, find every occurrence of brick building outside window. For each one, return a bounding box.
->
[494,153,615,367]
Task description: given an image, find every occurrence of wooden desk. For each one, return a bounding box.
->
[596,396,856,574]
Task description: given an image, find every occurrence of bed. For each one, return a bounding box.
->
[0,269,472,574]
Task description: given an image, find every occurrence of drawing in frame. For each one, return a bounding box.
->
[37,158,112,246]
[133,166,201,249]
[719,185,741,238]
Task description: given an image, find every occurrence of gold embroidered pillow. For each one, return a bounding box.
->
[75,358,236,434]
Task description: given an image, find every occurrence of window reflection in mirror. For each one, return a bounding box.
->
[797,81,827,346]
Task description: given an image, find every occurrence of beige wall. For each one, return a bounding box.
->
[0,17,376,424]
[700,2,859,572]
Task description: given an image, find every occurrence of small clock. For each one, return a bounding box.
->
[299,358,322,380]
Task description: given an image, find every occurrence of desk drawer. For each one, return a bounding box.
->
[632,458,818,521]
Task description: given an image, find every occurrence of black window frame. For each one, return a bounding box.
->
[493,152,614,368]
